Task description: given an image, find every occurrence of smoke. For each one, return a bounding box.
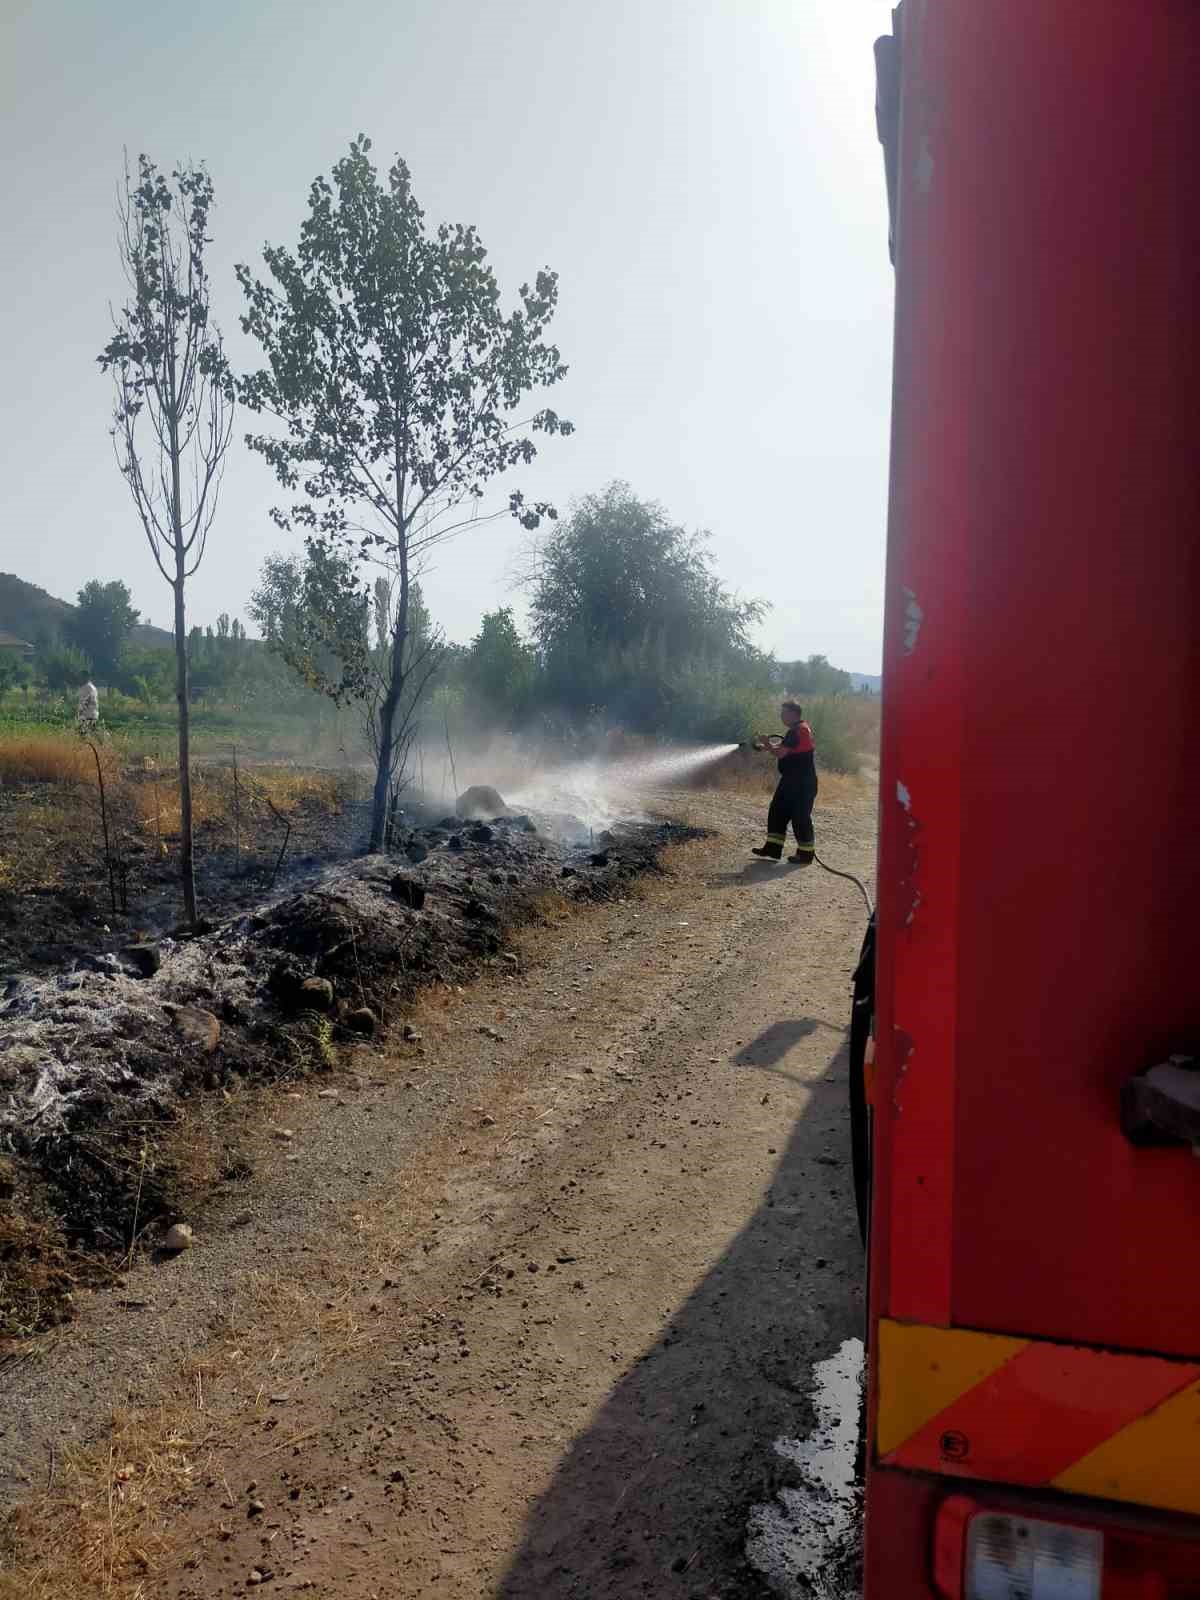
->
[406,735,738,834]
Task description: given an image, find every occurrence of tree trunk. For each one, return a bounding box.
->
[368,563,410,852]
[173,569,197,923]
[369,681,400,853]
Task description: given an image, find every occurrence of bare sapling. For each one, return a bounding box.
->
[232,742,241,875]
[152,749,163,857]
[98,155,235,925]
[266,796,292,892]
[444,711,459,808]
[85,738,124,916]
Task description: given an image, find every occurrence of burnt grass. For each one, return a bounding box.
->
[0,769,367,979]
[0,808,701,1341]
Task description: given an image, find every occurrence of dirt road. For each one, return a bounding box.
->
[3,778,874,1599]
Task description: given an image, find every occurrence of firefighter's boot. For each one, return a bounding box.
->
[752,835,785,861]
[789,846,815,867]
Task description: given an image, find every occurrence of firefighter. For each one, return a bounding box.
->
[751,699,817,864]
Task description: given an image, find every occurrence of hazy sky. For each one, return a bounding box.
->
[1,1,895,672]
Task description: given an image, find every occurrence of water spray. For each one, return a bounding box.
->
[505,743,738,834]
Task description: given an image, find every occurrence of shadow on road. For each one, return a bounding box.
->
[733,1018,840,1067]
[705,861,803,889]
[494,1032,863,1600]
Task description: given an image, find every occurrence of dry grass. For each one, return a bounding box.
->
[826,693,882,757]
[0,1078,506,1598]
[0,1213,80,1344]
[132,763,348,843]
[0,1348,241,1599]
[0,727,350,866]
[0,733,113,786]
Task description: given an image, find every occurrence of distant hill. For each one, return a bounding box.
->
[850,672,881,694]
[0,573,173,651]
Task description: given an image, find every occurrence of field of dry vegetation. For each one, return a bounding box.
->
[0,731,363,957]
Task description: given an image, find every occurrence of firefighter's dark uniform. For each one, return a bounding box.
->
[759,721,817,862]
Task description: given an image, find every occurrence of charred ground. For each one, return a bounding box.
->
[1,791,698,1341]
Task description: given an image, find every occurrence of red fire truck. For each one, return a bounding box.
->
[851,4,1200,1595]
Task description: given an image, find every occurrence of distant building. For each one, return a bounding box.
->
[0,631,33,661]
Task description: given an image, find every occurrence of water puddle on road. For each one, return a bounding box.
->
[745,1337,864,1598]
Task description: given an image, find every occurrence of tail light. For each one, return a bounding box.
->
[967,1513,1101,1598]
[936,1495,1200,1599]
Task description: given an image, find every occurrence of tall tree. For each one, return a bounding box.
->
[70,579,140,681]
[772,654,853,696]
[463,607,538,725]
[237,136,571,850]
[98,156,234,923]
[526,482,766,725]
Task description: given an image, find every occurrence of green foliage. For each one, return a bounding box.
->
[69,579,140,681]
[772,653,853,696]
[462,608,537,725]
[237,135,571,846]
[0,573,172,657]
[739,692,866,775]
[662,670,776,745]
[113,644,174,702]
[237,135,572,552]
[801,697,860,775]
[0,653,31,694]
[527,483,768,730]
[39,643,90,693]
[248,546,371,705]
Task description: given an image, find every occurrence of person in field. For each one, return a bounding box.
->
[76,672,100,737]
[751,699,817,864]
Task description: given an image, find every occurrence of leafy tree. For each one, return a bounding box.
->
[526,483,767,727]
[773,653,853,697]
[116,645,175,705]
[39,643,90,695]
[250,545,372,704]
[28,621,64,661]
[237,136,572,850]
[0,652,31,695]
[462,608,538,725]
[69,579,140,681]
[98,155,235,923]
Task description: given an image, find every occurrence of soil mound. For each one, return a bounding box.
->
[456,784,507,819]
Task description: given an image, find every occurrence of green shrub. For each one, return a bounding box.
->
[803,698,861,775]
[738,691,876,776]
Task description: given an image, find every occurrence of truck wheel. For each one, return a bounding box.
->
[848,915,875,1248]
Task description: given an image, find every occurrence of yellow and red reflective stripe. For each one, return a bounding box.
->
[877,1319,1200,1515]
[1053,1382,1200,1515]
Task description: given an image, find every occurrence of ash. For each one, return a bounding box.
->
[1,810,694,1153]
